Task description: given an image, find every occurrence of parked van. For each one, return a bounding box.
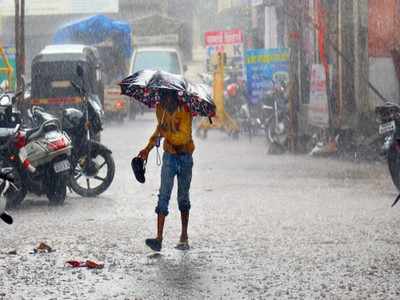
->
[129,47,186,76]
[128,47,187,118]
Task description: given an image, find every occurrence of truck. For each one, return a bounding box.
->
[126,14,192,119]
[131,14,192,62]
[53,15,132,123]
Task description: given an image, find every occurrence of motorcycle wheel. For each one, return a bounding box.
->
[5,170,26,209]
[47,174,67,205]
[388,144,400,190]
[69,147,115,197]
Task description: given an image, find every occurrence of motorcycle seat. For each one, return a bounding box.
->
[24,127,40,142]
[24,119,60,142]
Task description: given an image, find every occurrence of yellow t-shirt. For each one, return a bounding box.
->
[145,104,195,154]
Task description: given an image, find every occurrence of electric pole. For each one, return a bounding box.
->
[160,0,168,17]
[21,0,25,83]
[14,0,25,91]
[14,0,20,90]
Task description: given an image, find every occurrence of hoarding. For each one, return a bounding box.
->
[245,48,289,105]
[0,0,119,16]
[0,47,16,90]
[308,64,329,127]
[205,29,245,76]
[368,0,398,57]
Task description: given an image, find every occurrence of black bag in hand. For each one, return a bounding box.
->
[131,157,146,184]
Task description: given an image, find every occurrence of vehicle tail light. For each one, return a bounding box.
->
[115,100,125,109]
[48,138,67,151]
[23,159,31,169]
[15,131,26,150]
[22,159,36,173]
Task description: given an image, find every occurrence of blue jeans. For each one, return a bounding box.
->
[155,152,193,216]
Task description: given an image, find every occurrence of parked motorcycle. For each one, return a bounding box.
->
[265,82,290,148]
[0,91,72,207]
[0,168,15,224]
[376,102,400,190]
[66,65,115,197]
[225,83,244,118]
[238,101,273,142]
[224,81,251,140]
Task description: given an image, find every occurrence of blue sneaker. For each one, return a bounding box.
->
[145,238,162,252]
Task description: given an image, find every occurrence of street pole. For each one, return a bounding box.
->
[287,1,300,153]
[14,0,20,91]
[160,1,168,17]
[20,0,25,82]
[247,0,253,49]
[14,0,25,92]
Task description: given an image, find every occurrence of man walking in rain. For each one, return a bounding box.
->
[138,89,194,252]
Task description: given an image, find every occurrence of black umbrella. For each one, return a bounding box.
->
[119,69,215,117]
[119,69,159,108]
[186,82,216,118]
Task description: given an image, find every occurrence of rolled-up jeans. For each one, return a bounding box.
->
[155,152,193,216]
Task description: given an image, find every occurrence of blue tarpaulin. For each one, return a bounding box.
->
[53,15,132,58]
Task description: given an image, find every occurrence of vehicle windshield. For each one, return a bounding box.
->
[132,51,180,74]
[31,61,96,98]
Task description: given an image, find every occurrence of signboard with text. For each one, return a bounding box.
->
[205,29,244,76]
[0,0,119,16]
[245,48,289,105]
[0,47,16,89]
[308,64,329,127]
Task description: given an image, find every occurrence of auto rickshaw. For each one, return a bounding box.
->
[52,15,132,123]
[30,44,104,116]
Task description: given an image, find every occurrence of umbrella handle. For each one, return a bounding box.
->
[208,117,213,124]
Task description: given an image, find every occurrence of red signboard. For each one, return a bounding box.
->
[368,0,400,57]
[205,29,245,77]
[205,29,243,46]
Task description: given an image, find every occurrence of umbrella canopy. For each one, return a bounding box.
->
[186,83,215,117]
[119,70,215,117]
[120,69,188,91]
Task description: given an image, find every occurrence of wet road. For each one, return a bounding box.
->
[1,114,400,299]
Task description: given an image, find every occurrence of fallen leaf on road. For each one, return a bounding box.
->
[30,242,54,254]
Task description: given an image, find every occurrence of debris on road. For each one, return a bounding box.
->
[65,260,105,269]
[30,242,54,254]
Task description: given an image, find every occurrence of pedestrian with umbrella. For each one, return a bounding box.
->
[119,70,215,252]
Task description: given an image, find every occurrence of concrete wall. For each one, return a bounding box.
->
[369,58,400,105]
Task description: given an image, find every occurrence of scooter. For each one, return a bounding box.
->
[0,168,15,224]
[376,102,400,191]
[265,82,290,148]
[0,91,72,207]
